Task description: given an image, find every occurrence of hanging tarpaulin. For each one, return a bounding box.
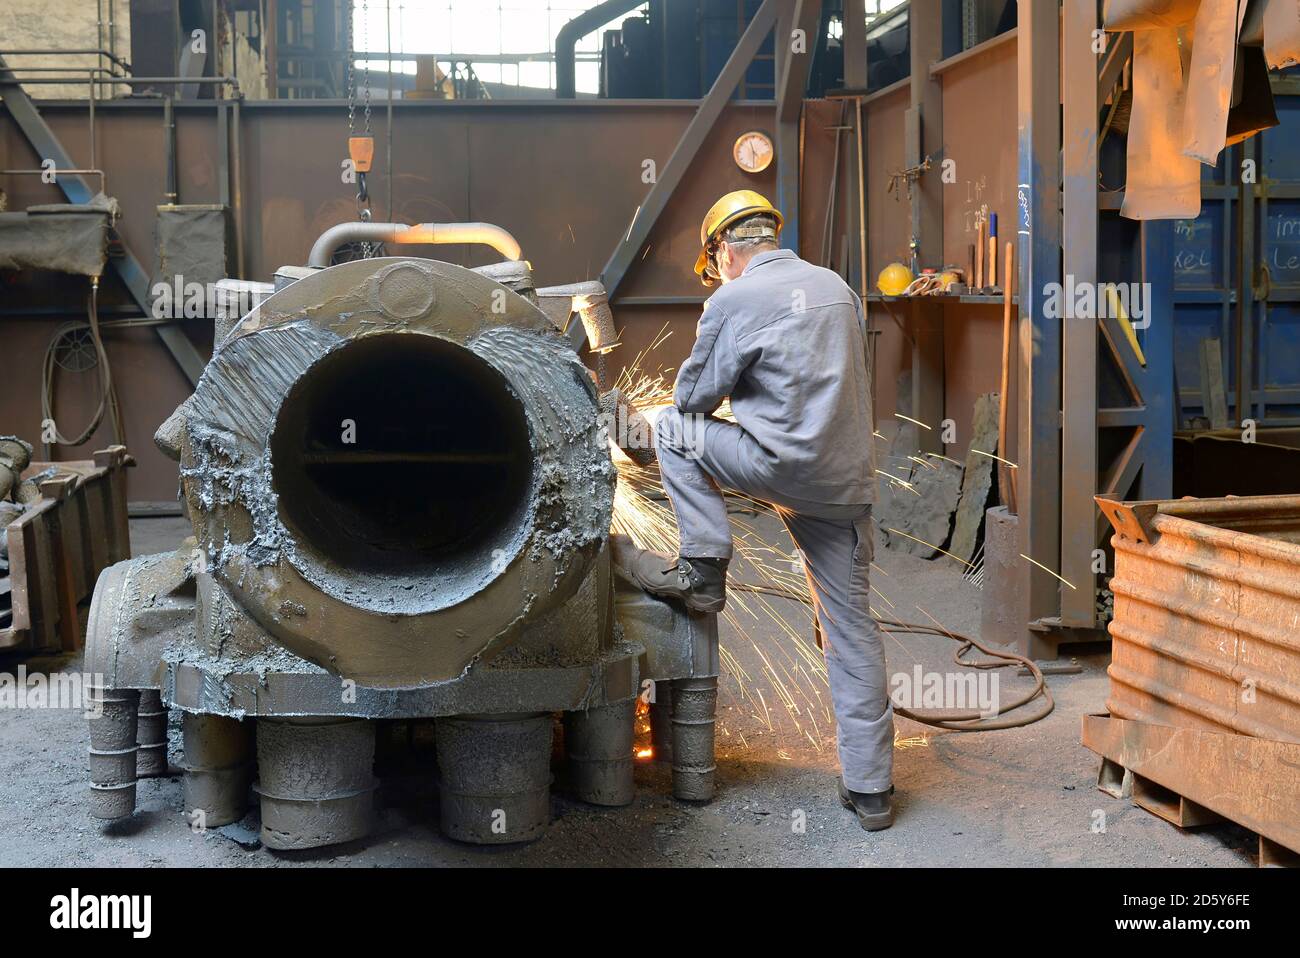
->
[1262,0,1300,68]
[1105,0,1297,220]
[1106,0,1205,219]
[1181,0,1249,164]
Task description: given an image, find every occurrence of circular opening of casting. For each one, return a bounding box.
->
[270,332,533,591]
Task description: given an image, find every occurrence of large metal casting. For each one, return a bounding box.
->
[85,239,720,849]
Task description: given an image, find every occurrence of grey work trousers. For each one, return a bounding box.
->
[655,407,894,792]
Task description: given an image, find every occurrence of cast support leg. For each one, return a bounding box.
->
[135,689,169,778]
[671,676,718,801]
[181,712,255,828]
[649,680,674,764]
[436,712,552,844]
[87,687,140,820]
[564,698,636,806]
[255,717,377,850]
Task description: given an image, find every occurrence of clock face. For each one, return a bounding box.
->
[733,131,774,173]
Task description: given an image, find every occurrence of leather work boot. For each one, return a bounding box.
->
[838,780,895,832]
[609,534,728,613]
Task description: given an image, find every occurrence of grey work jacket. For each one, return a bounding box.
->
[673,248,876,506]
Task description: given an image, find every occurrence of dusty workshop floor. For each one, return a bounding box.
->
[0,515,1258,868]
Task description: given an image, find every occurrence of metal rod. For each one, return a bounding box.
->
[232,96,245,278]
[0,73,240,89]
[88,72,96,170]
[1,168,107,193]
[163,97,177,203]
[386,0,393,222]
[0,49,132,71]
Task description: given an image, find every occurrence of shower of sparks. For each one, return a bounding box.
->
[608,354,989,755]
[875,470,920,496]
[884,528,975,570]
[1018,553,1078,590]
[894,413,932,430]
[970,449,1018,469]
[893,732,931,750]
[610,348,841,750]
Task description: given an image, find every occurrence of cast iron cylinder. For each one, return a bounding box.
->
[162,257,616,688]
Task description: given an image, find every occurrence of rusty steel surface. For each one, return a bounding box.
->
[1082,714,1300,854]
[1097,493,1300,744]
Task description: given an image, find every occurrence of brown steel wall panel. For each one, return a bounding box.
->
[3,93,1011,498]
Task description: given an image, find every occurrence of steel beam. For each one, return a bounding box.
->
[843,0,867,294]
[1014,0,1062,656]
[775,0,823,254]
[843,0,867,90]
[599,0,778,298]
[1059,0,1098,627]
[0,54,205,387]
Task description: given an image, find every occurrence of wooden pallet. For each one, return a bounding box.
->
[1083,713,1300,867]
[1,446,131,654]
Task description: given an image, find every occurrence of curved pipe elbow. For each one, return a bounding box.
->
[307,222,523,269]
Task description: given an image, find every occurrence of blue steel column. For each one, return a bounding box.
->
[1137,220,1175,499]
[1059,0,1098,628]
[1015,0,1063,656]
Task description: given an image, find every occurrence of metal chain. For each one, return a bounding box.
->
[355,1,373,250]
[346,1,356,135]
[361,0,372,136]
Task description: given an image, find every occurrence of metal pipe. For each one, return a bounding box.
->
[163,97,177,203]
[554,0,644,98]
[0,73,240,90]
[0,49,133,72]
[307,221,523,268]
[232,97,245,278]
[386,0,394,222]
[88,72,96,170]
[1,168,108,194]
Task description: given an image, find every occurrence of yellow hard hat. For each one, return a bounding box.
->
[877,262,914,297]
[693,189,784,287]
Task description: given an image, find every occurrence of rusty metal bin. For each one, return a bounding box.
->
[1087,494,1300,857]
[1095,494,1300,743]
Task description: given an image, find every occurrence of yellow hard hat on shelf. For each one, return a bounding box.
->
[876,262,914,297]
[694,189,784,287]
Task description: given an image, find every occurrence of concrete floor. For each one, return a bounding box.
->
[0,515,1259,867]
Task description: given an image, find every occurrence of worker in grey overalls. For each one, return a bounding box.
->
[617,190,895,830]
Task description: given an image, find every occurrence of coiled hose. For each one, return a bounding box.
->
[729,582,1054,732]
[41,279,124,448]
